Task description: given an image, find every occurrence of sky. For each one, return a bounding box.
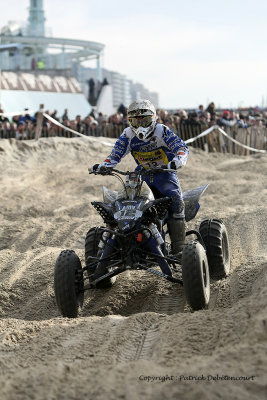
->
[0,0,267,109]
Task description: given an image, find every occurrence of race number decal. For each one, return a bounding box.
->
[114,206,142,221]
[132,148,169,169]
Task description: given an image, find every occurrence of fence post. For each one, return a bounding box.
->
[206,131,215,152]
[35,104,44,140]
[214,128,223,152]
[245,129,250,155]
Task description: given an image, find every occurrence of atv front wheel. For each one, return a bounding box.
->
[182,241,210,311]
[85,226,116,288]
[199,219,230,278]
[54,249,84,318]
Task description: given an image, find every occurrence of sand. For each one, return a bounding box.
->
[0,136,266,400]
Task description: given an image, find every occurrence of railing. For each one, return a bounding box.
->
[0,121,266,155]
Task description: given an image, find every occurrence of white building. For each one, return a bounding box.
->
[0,0,159,114]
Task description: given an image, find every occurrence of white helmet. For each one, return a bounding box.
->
[128,99,157,140]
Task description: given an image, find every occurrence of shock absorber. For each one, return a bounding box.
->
[98,231,110,250]
[97,230,111,257]
[149,223,164,245]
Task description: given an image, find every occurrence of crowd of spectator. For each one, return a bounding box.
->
[1,102,267,141]
[157,102,267,131]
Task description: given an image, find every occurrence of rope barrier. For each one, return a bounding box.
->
[184,125,266,153]
[216,126,266,153]
[43,113,114,147]
[184,126,215,144]
[0,109,38,117]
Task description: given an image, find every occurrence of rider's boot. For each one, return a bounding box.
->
[167,217,186,256]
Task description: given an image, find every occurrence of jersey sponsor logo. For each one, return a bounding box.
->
[132,148,169,169]
[117,139,126,146]
[114,148,125,155]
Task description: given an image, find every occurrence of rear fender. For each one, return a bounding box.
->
[183,185,209,222]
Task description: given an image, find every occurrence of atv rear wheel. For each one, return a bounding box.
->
[199,219,230,279]
[182,241,210,311]
[85,226,105,264]
[54,249,84,318]
[85,226,116,288]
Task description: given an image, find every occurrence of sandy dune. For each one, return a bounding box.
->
[0,137,266,400]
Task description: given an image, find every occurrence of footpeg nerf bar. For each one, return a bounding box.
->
[82,267,124,290]
[82,262,183,290]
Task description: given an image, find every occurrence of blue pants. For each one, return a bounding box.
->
[144,172,184,216]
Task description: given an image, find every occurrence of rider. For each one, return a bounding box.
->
[91,99,189,257]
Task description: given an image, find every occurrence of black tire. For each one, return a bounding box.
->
[85,226,116,288]
[85,226,105,265]
[182,241,210,311]
[199,219,230,278]
[54,249,84,318]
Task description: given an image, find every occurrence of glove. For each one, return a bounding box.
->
[90,163,100,172]
[98,161,114,171]
[90,161,114,175]
[168,157,182,170]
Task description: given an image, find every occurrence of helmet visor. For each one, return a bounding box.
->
[128,115,153,129]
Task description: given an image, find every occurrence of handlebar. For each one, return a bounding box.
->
[89,166,176,176]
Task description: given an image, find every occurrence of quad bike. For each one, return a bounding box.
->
[54,167,230,318]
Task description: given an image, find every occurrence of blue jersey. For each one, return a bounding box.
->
[103,123,189,169]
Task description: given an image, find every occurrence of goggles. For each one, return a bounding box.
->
[128,115,153,128]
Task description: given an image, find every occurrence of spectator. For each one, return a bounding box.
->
[19,109,36,124]
[83,115,95,135]
[16,121,26,140]
[157,109,169,124]
[218,110,237,128]
[62,109,69,122]
[89,108,96,119]
[209,117,217,126]
[179,110,188,125]
[196,104,204,114]
[88,78,96,105]
[37,58,45,69]
[199,113,209,128]
[0,110,12,136]
[202,112,212,126]
[90,120,99,136]
[206,102,216,118]
[51,110,59,121]
[75,115,83,133]
[187,111,201,126]
[0,109,10,125]
[0,110,13,138]
[164,115,176,131]
[109,113,123,126]
[12,114,22,126]
[234,112,249,128]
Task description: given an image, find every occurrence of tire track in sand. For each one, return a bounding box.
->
[152,285,186,314]
[117,314,161,362]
